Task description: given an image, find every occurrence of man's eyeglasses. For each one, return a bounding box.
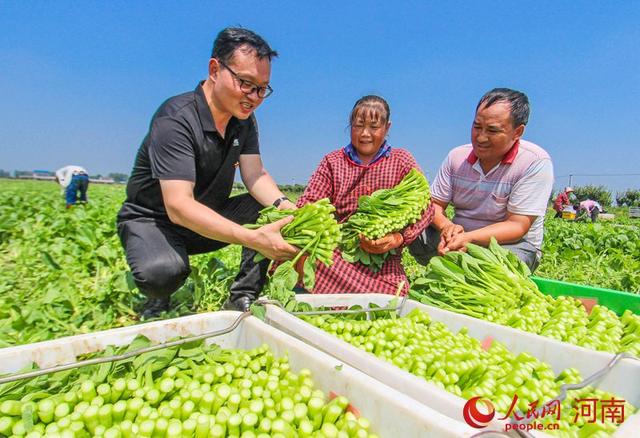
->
[218,60,273,98]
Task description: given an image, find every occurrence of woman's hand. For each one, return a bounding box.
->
[360,233,404,254]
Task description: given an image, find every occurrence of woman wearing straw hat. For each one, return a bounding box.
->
[553,187,575,218]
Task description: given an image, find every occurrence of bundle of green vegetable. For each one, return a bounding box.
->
[341,168,430,271]
[408,238,640,356]
[302,308,635,436]
[248,198,341,291]
[0,337,377,437]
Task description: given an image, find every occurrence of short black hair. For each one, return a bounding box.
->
[349,95,391,126]
[476,88,530,127]
[211,27,278,64]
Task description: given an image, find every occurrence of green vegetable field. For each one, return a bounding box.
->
[536,218,640,292]
[0,180,241,347]
[1,179,639,347]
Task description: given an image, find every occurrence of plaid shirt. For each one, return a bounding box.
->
[553,192,570,213]
[297,147,435,295]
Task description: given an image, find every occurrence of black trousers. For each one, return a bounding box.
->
[117,194,269,301]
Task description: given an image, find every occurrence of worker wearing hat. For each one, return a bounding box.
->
[553,187,574,218]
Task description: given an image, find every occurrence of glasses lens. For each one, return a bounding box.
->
[236,76,272,98]
[258,86,273,98]
[237,80,255,94]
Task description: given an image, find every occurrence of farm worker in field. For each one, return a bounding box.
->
[294,95,434,295]
[576,199,603,223]
[553,186,574,218]
[409,88,554,272]
[55,165,89,208]
[117,27,298,318]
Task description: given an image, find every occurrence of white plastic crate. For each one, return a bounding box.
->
[264,294,640,437]
[0,311,477,438]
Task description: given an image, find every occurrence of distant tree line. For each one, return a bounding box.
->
[106,173,129,183]
[278,184,306,194]
[617,189,640,207]
[0,169,129,184]
[571,185,613,207]
[1,171,309,192]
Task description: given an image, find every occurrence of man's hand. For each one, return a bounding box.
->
[437,223,465,255]
[278,199,297,210]
[438,232,471,255]
[252,216,299,261]
[440,223,464,243]
[360,233,404,254]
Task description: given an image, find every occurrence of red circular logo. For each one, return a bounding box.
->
[463,397,496,428]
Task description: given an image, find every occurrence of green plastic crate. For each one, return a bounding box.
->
[531,276,640,315]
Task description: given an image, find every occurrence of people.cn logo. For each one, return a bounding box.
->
[463,397,496,428]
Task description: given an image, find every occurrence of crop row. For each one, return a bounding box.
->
[0,181,238,347]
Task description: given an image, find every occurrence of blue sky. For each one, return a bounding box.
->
[1,1,639,193]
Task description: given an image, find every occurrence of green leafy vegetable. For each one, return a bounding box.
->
[409,238,640,356]
[341,168,430,271]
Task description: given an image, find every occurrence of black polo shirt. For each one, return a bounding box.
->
[118,82,260,222]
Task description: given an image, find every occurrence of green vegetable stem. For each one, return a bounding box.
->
[0,338,377,437]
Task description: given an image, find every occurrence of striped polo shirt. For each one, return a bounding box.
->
[431,140,554,249]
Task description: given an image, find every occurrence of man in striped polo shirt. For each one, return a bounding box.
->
[409,88,554,272]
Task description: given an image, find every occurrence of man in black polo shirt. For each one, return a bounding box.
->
[117,27,298,317]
